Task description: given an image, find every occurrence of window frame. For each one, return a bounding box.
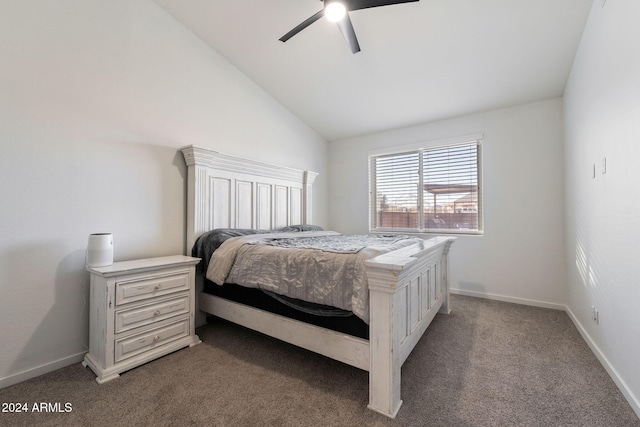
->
[368,134,484,236]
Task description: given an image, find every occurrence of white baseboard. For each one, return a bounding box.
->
[565,307,640,419]
[450,288,566,311]
[0,352,86,390]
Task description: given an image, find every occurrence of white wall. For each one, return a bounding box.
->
[563,0,640,416]
[0,0,327,387]
[328,98,566,308]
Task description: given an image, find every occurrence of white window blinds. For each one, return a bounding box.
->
[370,140,482,234]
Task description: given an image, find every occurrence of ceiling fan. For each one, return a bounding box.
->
[279,0,419,54]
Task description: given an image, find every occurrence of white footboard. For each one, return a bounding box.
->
[365,236,456,418]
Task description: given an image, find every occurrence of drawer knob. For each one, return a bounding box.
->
[154,335,160,341]
[153,310,161,316]
[154,284,161,290]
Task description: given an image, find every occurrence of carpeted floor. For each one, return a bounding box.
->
[1,295,638,426]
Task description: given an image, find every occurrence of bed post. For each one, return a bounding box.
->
[365,236,456,418]
[303,170,318,225]
[438,239,454,315]
[181,146,210,327]
[367,268,405,418]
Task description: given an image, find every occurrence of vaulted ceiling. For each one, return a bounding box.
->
[154,0,593,141]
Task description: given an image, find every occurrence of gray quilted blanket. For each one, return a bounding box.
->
[206,231,424,323]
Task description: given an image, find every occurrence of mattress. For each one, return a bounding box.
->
[203,280,370,339]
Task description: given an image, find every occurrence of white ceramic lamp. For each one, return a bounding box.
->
[86,233,113,267]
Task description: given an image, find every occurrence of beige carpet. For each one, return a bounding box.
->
[1,295,638,426]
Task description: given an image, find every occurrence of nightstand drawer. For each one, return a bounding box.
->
[115,317,189,363]
[116,272,189,305]
[115,295,190,333]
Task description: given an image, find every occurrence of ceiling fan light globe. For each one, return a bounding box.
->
[325,3,347,22]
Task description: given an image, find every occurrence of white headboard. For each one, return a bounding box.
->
[181,145,318,254]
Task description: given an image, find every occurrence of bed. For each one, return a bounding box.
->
[181,145,456,418]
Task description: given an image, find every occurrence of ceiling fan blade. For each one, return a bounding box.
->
[279,10,325,42]
[336,13,361,54]
[345,0,419,12]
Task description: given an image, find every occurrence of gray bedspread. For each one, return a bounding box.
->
[206,231,424,323]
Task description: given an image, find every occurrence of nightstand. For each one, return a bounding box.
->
[82,255,201,383]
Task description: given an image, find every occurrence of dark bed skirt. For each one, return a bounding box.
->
[203,281,369,340]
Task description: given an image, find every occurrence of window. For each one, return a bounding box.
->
[370,137,482,234]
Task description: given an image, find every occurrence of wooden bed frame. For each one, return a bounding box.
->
[181,145,455,418]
